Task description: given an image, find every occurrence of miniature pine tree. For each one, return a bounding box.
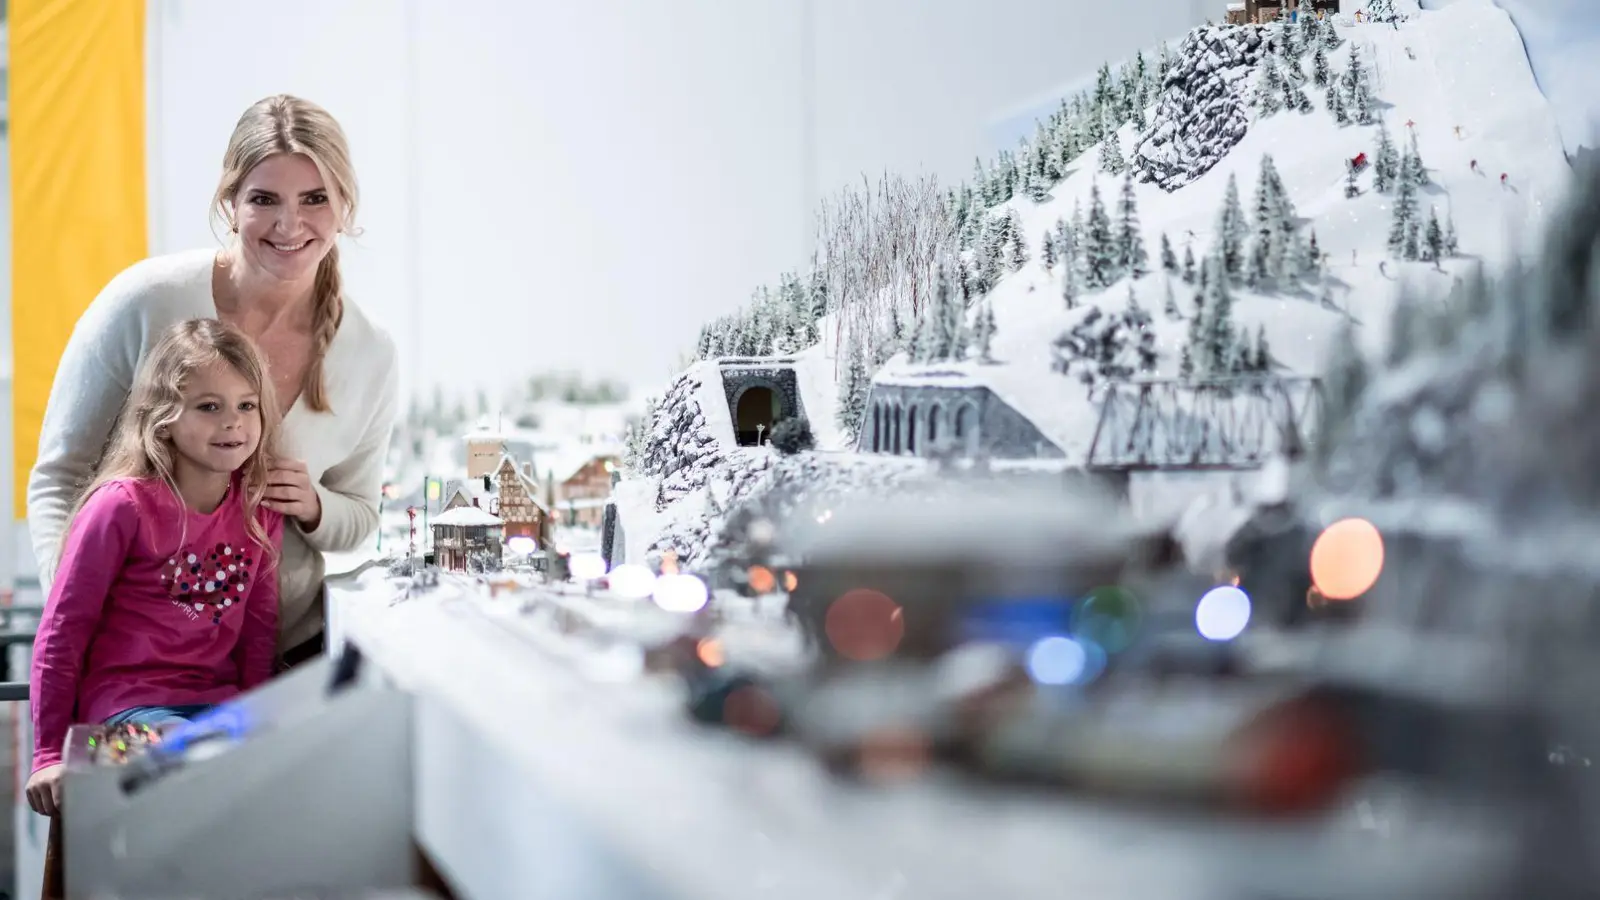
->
[1280,33,1305,83]
[1179,343,1195,379]
[1253,325,1273,372]
[1443,212,1459,256]
[1083,183,1118,289]
[1161,232,1179,273]
[1215,174,1249,283]
[1305,230,1323,278]
[1339,42,1362,102]
[1251,154,1283,284]
[1373,122,1399,193]
[1297,0,1319,49]
[1115,175,1149,278]
[970,297,997,363]
[1203,251,1236,373]
[1009,227,1030,272]
[1329,83,1350,126]
[1256,55,1286,117]
[879,305,904,365]
[1230,331,1254,375]
[1163,277,1182,320]
[835,330,869,441]
[1406,132,1429,188]
[1312,43,1332,88]
[1042,230,1058,272]
[1062,252,1080,309]
[1354,74,1376,125]
[1098,129,1126,176]
[1182,243,1197,284]
[1388,176,1421,260]
[1184,293,1208,374]
[1068,201,1086,275]
[1344,160,1361,198]
[939,264,969,360]
[1424,206,1445,266]
[1321,13,1341,50]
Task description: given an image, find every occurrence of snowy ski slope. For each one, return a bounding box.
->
[876,0,1570,462]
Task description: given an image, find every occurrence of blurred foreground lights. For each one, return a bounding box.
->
[1026,636,1100,686]
[747,565,777,594]
[724,685,782,737]
[1196,585,1251,641]
[505,536,538,557]
[652,572,709,613]
[696,637,725,668]
[570,552,608,582]
[607,563,656,599]
[824,589,905,662]
[1072,585,1141,654]
[1310,517,1385,600]
[857,727,932,783]
[748,518,777,547]
[584,643,646,683]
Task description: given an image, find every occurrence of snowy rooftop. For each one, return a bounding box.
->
[432,506,504,527]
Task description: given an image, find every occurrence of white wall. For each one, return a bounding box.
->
[150,0,1213,402]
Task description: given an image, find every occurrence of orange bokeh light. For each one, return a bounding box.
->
[782,570,799,592]
[747,566,776,594]
[1309,517,1385,600]
[724,685,782,737]
[824,589,905,662]
[696,638,725,668]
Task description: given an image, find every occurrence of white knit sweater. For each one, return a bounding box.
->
[26,248,399,652]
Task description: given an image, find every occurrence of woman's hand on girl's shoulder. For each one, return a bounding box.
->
[264,459,322,531]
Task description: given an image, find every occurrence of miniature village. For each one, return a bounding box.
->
[391,420,623,577]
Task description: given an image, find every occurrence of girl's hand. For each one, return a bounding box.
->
[265,459,322,531]
[26,764,63,817]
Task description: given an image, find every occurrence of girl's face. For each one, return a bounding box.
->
[168,361,263,476]
[231,152,341,285]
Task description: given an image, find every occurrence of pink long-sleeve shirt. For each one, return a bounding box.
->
[30,476,282,772]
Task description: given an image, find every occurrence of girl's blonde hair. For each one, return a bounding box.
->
[67,319,283,560]
[212,94,359,414]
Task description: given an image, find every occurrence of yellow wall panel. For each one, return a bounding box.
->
[10,0,148,519]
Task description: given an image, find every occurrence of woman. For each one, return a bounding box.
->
[27,94,399,671]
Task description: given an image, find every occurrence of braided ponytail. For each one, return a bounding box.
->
[303,244,345,412]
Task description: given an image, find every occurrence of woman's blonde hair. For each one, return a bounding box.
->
[212,94,359,414]
[67,319,284,561]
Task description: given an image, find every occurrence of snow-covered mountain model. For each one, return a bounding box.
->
[617,0,1574,571]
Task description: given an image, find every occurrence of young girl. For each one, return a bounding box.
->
[25,318,285,817]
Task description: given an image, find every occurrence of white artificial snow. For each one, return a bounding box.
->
[625,0,1576,564]
[935,0,1569,463]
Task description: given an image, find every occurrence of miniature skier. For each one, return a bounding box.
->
[1454,125,1464,139]
[1501,172,1508,186]
[1352,249,1358,266]
[1379,260,1389,277]
[1470,159,1478,172]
